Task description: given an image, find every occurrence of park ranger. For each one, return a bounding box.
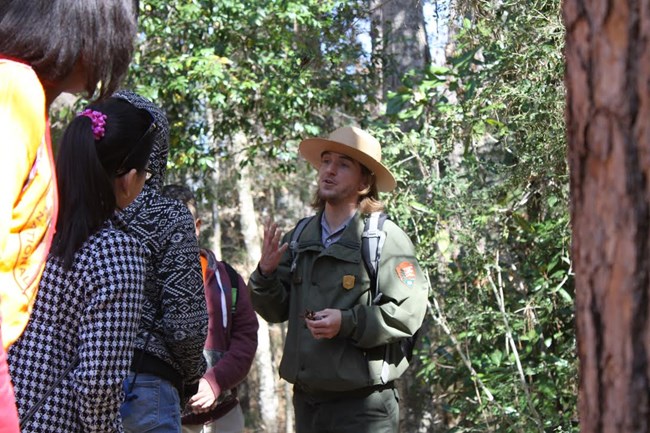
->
[249,126,428,433]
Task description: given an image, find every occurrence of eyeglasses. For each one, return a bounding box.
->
[115,121,158,177]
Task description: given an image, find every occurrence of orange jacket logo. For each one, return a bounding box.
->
[396,261,416,287]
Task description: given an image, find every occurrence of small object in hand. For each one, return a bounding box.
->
[302,309,320,320]
[181,394,239,426]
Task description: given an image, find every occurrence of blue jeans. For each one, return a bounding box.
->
[121,373,181,433]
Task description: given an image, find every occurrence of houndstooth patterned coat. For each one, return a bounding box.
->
[8,220,146,433]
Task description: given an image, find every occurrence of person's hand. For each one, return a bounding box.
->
[305,309,342,339]
[258,219,289,276]
[189,378,221,413]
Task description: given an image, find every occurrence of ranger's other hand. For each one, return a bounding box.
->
[305,309,342,339]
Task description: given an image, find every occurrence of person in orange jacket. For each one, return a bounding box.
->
[0,1,139,431]
[162,184,259,433]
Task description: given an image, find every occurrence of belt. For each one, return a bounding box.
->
[293,381,394,401]
[129,350,183,394]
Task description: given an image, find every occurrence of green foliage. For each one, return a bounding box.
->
[128,0,374,177]
[54,0,576,431]
[373,0,575,431]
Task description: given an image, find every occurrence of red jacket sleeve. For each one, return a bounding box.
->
[203,265,259,394]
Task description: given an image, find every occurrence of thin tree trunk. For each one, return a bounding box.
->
[233,131,280,432]
[369,0,385,104]
[234,132,262,269]
[209,163,222,258]
[254,320,280,433]
[565,1,650,432]
[206,106,222,257]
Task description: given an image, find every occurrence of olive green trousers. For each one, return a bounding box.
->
[292,385,399,433]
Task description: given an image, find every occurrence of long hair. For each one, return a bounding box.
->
[0,0,138,99]
[310,164,385,214]
[52,97,154,268]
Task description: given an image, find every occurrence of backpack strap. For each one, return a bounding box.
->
[362,212,388,304]
[222,261,240,313]
[290,216,314,272]
[202,248,219,271]
[362,213,419,362]
[204,255,239,328]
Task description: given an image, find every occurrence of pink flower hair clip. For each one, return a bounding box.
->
[78,109,108,140]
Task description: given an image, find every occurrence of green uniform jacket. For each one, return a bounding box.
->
[249,211,428,392]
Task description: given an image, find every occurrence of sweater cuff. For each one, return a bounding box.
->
[339,309,355,338]
[203,368,223,397]
[254,263,276,280]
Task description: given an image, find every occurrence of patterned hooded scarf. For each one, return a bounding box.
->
[111,90,207,393]
[113,90,169,190]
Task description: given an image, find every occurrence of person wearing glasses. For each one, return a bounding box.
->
[8,97,156,433]
[114,91,208,433]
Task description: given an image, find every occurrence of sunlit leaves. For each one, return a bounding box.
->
[376,0,574,432]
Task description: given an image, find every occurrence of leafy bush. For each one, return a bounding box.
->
[373,0,576,431]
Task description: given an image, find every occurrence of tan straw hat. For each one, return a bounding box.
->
[298,126,396,192]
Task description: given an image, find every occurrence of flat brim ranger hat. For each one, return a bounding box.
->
[298,126,397,192]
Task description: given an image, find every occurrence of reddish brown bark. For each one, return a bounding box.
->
[565,0,650,432]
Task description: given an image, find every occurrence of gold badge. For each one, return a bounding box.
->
[342,275,355,290]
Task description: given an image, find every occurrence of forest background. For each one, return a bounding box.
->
[51,0,573,432]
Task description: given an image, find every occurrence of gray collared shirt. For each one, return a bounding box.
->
[321,213,354,247]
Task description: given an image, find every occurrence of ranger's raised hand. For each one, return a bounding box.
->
[258,219,288,276]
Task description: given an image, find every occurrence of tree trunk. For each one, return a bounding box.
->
[233,131,280,432]
[565,2,650,432]
[208,163,223,258]
[234,132,262,270]
[370,0,431,99]
[253,320,280,433]
[206,106,222,257]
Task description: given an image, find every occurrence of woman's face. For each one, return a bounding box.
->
[114,168,149,209]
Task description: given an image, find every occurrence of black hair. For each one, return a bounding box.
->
[161,184,198,219]
[52,97,155,268]
[0,0,139,100]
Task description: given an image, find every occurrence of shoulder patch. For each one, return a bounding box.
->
[396,261,416,287]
